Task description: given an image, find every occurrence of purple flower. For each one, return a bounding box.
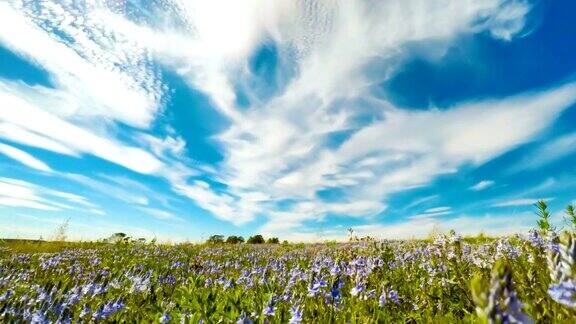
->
[548,280,576,308]
[30,310,49,324]
[378,292,387,306]
[550,243,561,254]
[223,279,235,289]
[263,296,277,316]
[330,278,342,301]
[388,290,399,304]
[79,305,90,318]
[93,299,125,320]
[526,230,546,249]
[160,312,171,323]
[66,291,81,306]
[171,261,184,269]
[262,304,275,316]
[289,305,303,324]
[0,289,13,302]
[364,289,376,300]
[330,264,341,276]
[236,313,253,324]
[159,275,177,286]
[350,282,364,297]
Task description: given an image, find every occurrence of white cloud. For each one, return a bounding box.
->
[64,173,149,206]
[512,132,576,172]
[0,142,52,172]
[0,177,103,213]
[0,1,168,175]
[492,197,553,208]
[407,206,452,220]
[0,1,163,127]
[424,206,452,213]
[470,180,495,191]
[0,196,60,211]
[0,87,164,174]
[0,178,56,210]
[408,211,451,220]
[97,174,180,208]
[404,194,440,210]
[137,206,180,221]
[0,123,76,156]
[170,180,250,225]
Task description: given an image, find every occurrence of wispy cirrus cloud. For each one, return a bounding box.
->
[510,132,576,173]
[137,206,182,221]
[0,0,167,175]
[0,142,52,172]
[424,207,452,214]
[0,177,104,215]
[0,1,163,127]
[492,197,554,208]
[470,180,495,191]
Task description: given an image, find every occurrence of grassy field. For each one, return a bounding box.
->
[1,203,576,323]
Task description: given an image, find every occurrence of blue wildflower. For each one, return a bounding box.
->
[388,290,399,304]
[548,280,576,308]
[0,289,13,302]
[160,312,171,323]
[289,305,303,324]
[263,296,276,316]
[378,291,386,306]
[30,310,49,324]
[350,282,364,297]
[330,278,342,300]
[79,305,90,318]
[236,312,253,324]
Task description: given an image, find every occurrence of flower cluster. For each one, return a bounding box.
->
[472,261,532,324]
[547,233,576,308]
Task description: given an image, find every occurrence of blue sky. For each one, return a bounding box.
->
[0,0,575,242]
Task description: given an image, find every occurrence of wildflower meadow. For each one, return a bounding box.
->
[1,201,576,323]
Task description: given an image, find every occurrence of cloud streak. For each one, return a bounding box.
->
[470,180,495,191]
[0,177,104,215]
[0,142,51,172]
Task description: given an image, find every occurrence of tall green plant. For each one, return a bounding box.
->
[535,200,553,235]
[565,204,576,230]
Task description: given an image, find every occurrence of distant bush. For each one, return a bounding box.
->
[226,235,245,244]
[206,235,224,244]
[247,234,265,244]
[107,232,129,244]
[266,237,279,244]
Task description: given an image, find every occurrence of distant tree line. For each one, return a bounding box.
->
[206,234,281,244]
